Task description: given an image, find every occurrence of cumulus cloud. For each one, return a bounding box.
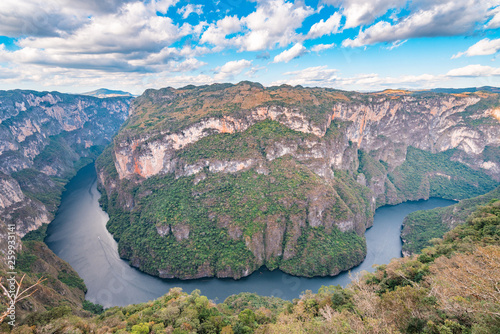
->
[306,12,342,39]
[446,64,500,77]
[19,2,184,55]
[0,1,205,74]
[237,0,313,51]
[452,38,500,58]
[0,0,174,37]
[200,0,314,51]
[214,59,253,81]
[272,64,500,90]
[311,43,336,52]
[273,43,307,63]
[1,0,499,94]
[324,0,406,29]
[486,6,500,29]
[342,0,495,47]
[272,66,338,86]
[177,4,203,19]
[200,15,242,47]
[272,65,444,88]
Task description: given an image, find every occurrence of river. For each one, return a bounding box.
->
[45,163,456,307]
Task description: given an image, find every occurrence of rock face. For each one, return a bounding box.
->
[97,83,500,280]
[0,90,131,241]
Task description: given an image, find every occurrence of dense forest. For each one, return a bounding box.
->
[3,199,498,333]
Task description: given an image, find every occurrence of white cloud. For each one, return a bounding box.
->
[272,66,444,88]
[272,63,500,90]
[386,40,407,50]
[273,43,307,63]
[198,0,314,52]
[324,0,406,29]
[306,12,342,39]
[446,64,500,77]
[200,15,242,46]
[452,38,500,58]
[228,0,314,51]
[177,4,203,19]
[311,43,336,52]
[19,2,185,55]
[342,0,494,47]
[486,6,500,29]
[214,59,253,81]
[0,1,205,75]
[0,0,177,37]
[272,66,338,86]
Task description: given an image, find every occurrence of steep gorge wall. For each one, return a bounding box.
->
[98,84,500,279]
[0,90,130,244]
[332,94,500,205]
[112,90,500,201]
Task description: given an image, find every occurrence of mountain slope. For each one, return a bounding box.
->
[401,185,500,255]
[7,199,500,333]
[96,82,500,280]
[0,90,131,246]
[82,88,134,98]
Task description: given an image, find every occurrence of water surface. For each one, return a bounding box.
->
[45,163,456,307]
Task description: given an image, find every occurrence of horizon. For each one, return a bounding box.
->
[1,0,500,94]
[3,81,500,97]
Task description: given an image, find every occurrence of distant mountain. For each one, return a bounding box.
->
[427,86,500,94]
[82,88,134,98]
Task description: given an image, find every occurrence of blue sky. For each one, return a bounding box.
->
[0,0,500,94]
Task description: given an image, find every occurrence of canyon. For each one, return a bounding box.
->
[96,82,500,279]
[0,90,131,251]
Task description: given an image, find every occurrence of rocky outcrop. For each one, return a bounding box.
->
[97,83,500,280]
[333,94,500,179]
[0,90,131,239]
[114,106,330,180]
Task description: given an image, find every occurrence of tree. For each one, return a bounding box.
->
[0,274,46,324]
[430,245,500,327]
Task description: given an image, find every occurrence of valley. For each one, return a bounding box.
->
[0,83,499,332]
[96,83,500,279]
[44,162,456,307]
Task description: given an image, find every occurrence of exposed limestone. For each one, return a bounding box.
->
[156,224,171,237]
[0,90,131,238]
[114,106,327,180]
[0,177,25,209]
[98,84,500,280]
[171,223,190,242]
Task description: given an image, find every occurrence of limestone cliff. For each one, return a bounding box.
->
[0,90,131,241]
[97,83,500,279]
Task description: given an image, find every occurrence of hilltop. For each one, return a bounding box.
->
[96,82,500,280]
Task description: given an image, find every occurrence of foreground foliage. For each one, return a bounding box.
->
[401,186,500,255]
[7,200,500,333]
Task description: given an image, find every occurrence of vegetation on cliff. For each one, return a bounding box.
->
[0,238,89,332]
[0,90,131,237]
[389,147,497,201]
[98,83,499,280]
[401,186,500,255]
[99,120,371,279]
[5,199,499,333]
[121,82,348,137]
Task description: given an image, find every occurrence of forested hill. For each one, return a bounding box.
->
[4,198,499,333]
[97,82,500,280]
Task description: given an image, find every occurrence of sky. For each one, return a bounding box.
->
[0,0,500,95]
